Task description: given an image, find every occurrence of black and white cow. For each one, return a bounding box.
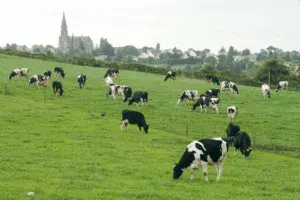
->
[107,84,132,102]
[44,70,51,78]
[104,68,119,79]
[128,91,148,107]
[9,68,29,80]
[104,76,114,88]
[54,67,65,78]
[164,71,176,81]
[205,75,220,85]
[275,81,288,92]
[226,123,252,157]
[192,95,220,113]
[28,74,49,87]
[177,90,198,104]
[221,81,239,95]
[205,89,220,97]
[261,84,271,99]
[173,137,234,181]
[52,81,64,96]
[121,109,149,133]
[77,74,87,89]
[227,105,238,122]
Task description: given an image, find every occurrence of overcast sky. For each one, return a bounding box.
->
[1,0,300,53]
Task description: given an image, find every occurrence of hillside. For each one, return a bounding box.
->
[0,54,299,199]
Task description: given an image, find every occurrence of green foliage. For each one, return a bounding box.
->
[242,48,251,56]
[98,38,115,57]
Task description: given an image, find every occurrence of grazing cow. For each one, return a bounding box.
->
[275,81,288,92]
[205,75,220,85]
[77,74,87,89]
[173,137,234,181]
[44,70,51,78]
[28,74,49,87]
[121,109,149,133]
[54,67,65,78]
[128,91,148,107]
[205,89,220,97]
[164,71,176,81]
[192,95,220,113]
[226,123,252,157]
[221,81,239,95]
[9,68,29,80]
[104,68,119,79]
[227,105,238,122]
[177,90,198,104]
[107,85,132,102]
[52,81,64,96]
[261,84,271,99]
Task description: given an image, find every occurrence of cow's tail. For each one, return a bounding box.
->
[123,87,132,102]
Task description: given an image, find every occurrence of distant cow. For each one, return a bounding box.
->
[107,85,132,102]
[192,95,220,114]
[261,84,270,99]
[104,68,119,79]
[164,71,176,81]
[221,81,239,95]
[227,105,238,122]
[44,70,51,78]
[275,81,288,92]
[77,74,87,89]
[177,90,198,104]
[205,75,220,85]
[9,68,29,80]
[52,81,64,96]
[205,89,220,97]
[128,91,148,107]
[173,137,234,181]
[54,67,65,78]
[121,109,149,133]
[104,76,114,88]
[28,74,49,87]
[226,123,252,157]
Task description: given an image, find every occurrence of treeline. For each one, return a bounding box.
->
[1,49,300,90]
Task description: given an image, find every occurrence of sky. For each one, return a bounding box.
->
[1,0,300,53]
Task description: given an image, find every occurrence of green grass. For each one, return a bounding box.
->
[0,54,300,199]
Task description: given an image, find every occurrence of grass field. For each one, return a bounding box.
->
[1,54,300,199]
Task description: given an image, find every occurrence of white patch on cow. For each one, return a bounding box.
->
[227,105,238,122]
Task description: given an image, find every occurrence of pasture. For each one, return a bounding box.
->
[0,54,300,199]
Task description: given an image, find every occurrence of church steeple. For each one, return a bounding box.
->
[59,12,69,52]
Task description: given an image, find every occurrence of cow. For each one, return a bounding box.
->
[164,71,176,81]
[205,89,220,97]
[54,67,65,78]
[177,90,198,104]
[104,76,114,88]
[173,137,234,181]
[128,91,148,107]
[205,75,220,85]
[192,95,220,114]
[9,68,29,80]
[107,85,132,102]
[44,70,51,78]
[227,105,238,122]
[52,81,64,96]
[28,74,49,87]
[261,84,271,99]
[121,109,149,133]
[77,74,87,89]
[226,123,252,157]
[221,81,239,95]
[104,68,119,79]
[275,81,288,92]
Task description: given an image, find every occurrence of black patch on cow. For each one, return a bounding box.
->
[9,71,17,80]
[122,109,149,133]
[198,139,223,162]
[173,148,195,179]
[52,81,64,96]
[232,85,239,94]
[234,132,252,157]
[128,91,148,105]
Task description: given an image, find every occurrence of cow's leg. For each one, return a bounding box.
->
[189,168,196,180]
[215,164,220,181]
[200,106,203,113]
[215,106,218,114]
[121,119,128,131]
[202,162,209,182]
[216,158,226,181]
[140,98,144,106]
[233,148,237,156]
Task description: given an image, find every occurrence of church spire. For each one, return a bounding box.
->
[59,12,69,52]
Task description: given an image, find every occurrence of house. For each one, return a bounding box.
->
[138,50,155,59]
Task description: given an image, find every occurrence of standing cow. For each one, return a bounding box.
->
[275,81,288,92]
[104,68,119,79]
[107,85,132,102]
[77,74,87,89]
[227,105,238,122]
[28,74,49,87]
[128,91,148,107]
[173,137,234,181]
[205,75,220,85]
[192,95,220,114]
[261,84,271,99]
[164,71,176,81]
[9,68,29,81]
[52,81,64,96]
[205,89,220,97]
[121,109,149,133]
[54,67,65,78]
[221,81,239,95]
[177,90,198,104]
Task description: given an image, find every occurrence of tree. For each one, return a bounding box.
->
[200,64,217,75]
[99,38,115,57]
[204,56,217,67]
[241,48,251,56]
[218,47,226,55]
[156,43,160,53]
[255,60,289,84]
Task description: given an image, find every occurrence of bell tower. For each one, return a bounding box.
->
[58,12,70,52]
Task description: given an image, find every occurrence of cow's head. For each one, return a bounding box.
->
[143,124,149,133]
[245,149,252,157]
[59,89,64,96]
[173,163,184,179]
[226,123,240,137]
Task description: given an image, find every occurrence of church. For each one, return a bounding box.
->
[58,13,94,53]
